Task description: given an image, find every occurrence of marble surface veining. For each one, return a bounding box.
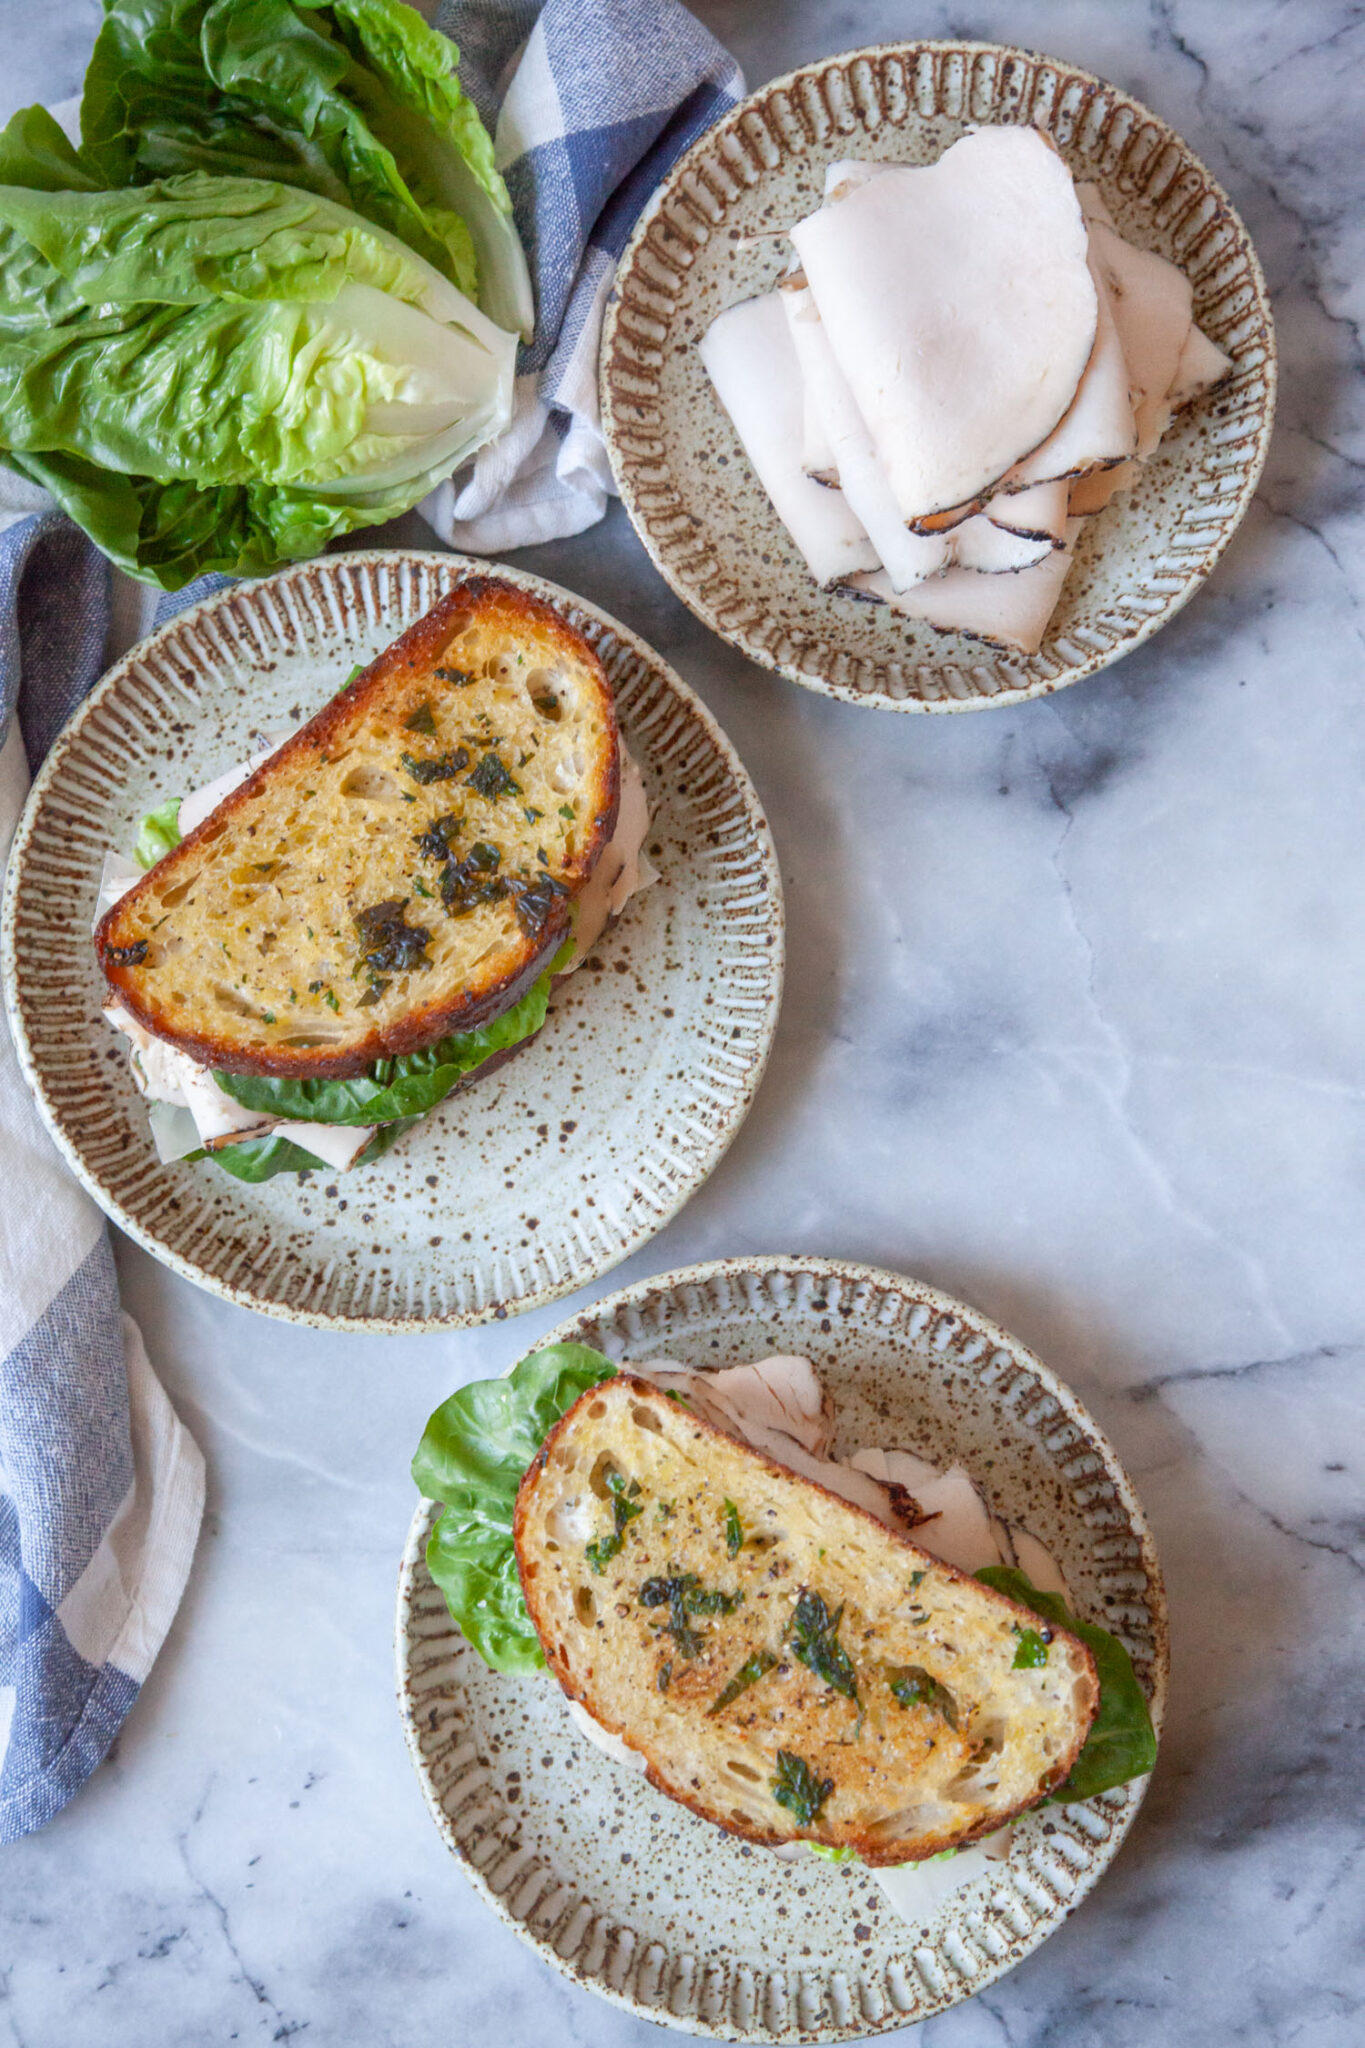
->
[2,4,1364,2045]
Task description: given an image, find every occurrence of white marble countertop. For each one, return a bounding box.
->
[3,4,1363,2044]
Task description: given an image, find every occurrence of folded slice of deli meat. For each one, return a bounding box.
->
[844,520,1082,656]
[699,291,878,588]
[791,128,1097,527]
[777,276,951,590]
[1086,219,1194,457]
[999,252,1138,491]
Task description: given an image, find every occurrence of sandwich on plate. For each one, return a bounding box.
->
[94,578,656,1181]
[413,1341,1158,1923]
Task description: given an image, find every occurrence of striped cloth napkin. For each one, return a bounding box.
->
[0,0,741,1840]
[0,517,207,1845]
[423,0,743,551]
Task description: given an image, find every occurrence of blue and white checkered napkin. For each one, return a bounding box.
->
[0,515,206,1844]
[422,0,744,551]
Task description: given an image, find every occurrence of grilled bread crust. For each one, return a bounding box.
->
[96,577,619,1078]
[515,1375,1100,1865]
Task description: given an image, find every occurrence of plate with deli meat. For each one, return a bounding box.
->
[1,553,782,1329]
[398,1256,1166,2039]
[601,41,1275,711]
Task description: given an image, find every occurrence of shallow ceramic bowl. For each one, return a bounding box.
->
[601,40,1275,711]
[0,553,783,1330]
[397,1256,1167,2040]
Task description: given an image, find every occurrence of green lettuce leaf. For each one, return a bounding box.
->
[975,1566,1158,1801]
[208,1112,418,1181]
[0,170,438,308]
[312,0,532,336]
[0,172,508,493]
[213,940,570,1125]
[413,1344,618,1673]
[0,155,512,584]
[0,105,102,195]
[2,444,449,590]
[80,0,531,331]
[0,109,101,336]
[134,797,183,869]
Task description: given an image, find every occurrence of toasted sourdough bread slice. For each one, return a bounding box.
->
[515,1375,1100,1864]
[96,578,619,1079]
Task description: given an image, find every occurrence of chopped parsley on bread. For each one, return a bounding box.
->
[513,1373,1100,1863]
[95,579,656,1180]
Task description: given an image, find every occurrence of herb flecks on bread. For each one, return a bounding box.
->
[96,577,619,1078]
[514,1374,1100,1865]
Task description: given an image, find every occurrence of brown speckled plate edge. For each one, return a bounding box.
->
[1,552,784,1331]
[601,39,1276,712]
[396,1255,1168,2040]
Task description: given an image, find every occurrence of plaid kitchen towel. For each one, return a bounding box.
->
[0,511,206,1844]
[421,0,744,552]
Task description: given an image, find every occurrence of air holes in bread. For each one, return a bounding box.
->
[341,766,399,801]
[526,668,565,720]
[588,1451,619,1498]
[213,985,261,1019]
[630,1404,664,1434]
[726,1759,762,1783]
[552,747,587,793]
[574,1586,596,1626]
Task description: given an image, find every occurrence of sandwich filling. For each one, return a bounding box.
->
[97,734,655,1179]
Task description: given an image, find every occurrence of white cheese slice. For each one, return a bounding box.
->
[146,1100,204,1164]
[564,1697,649,1776]
[93,850,143,928]
[873,1844,995,1915]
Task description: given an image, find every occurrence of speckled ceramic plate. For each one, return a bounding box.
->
[396,1256,1167,2040]
[601,41,1275,711]
[1,554,782,1330]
